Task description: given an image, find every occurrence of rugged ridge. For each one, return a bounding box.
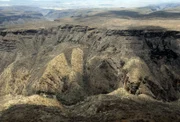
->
[0,24,180,105]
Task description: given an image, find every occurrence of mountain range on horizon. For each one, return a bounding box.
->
[0,0,180,10]
[0,1,180,122]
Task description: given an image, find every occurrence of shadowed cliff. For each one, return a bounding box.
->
[0,24,180,105]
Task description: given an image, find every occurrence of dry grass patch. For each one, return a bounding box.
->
[0,95,63,112]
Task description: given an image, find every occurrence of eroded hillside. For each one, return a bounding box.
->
[0,24,180,121]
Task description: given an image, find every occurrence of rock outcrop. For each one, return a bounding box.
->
[0,24,180,105]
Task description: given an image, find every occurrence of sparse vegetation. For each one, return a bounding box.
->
[0,2,180,122]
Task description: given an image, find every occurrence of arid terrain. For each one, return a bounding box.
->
[0,3,180,122]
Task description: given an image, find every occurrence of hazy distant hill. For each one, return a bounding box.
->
[0,6,47,26]
[146,3,180,11]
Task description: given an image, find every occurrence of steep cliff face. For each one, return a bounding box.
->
[0,25,180,105]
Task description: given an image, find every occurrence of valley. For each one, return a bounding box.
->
[0,2,180,122]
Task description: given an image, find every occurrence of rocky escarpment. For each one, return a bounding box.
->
[0,25,180,105]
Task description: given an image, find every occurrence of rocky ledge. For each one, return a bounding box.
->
[0,24,180,121]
